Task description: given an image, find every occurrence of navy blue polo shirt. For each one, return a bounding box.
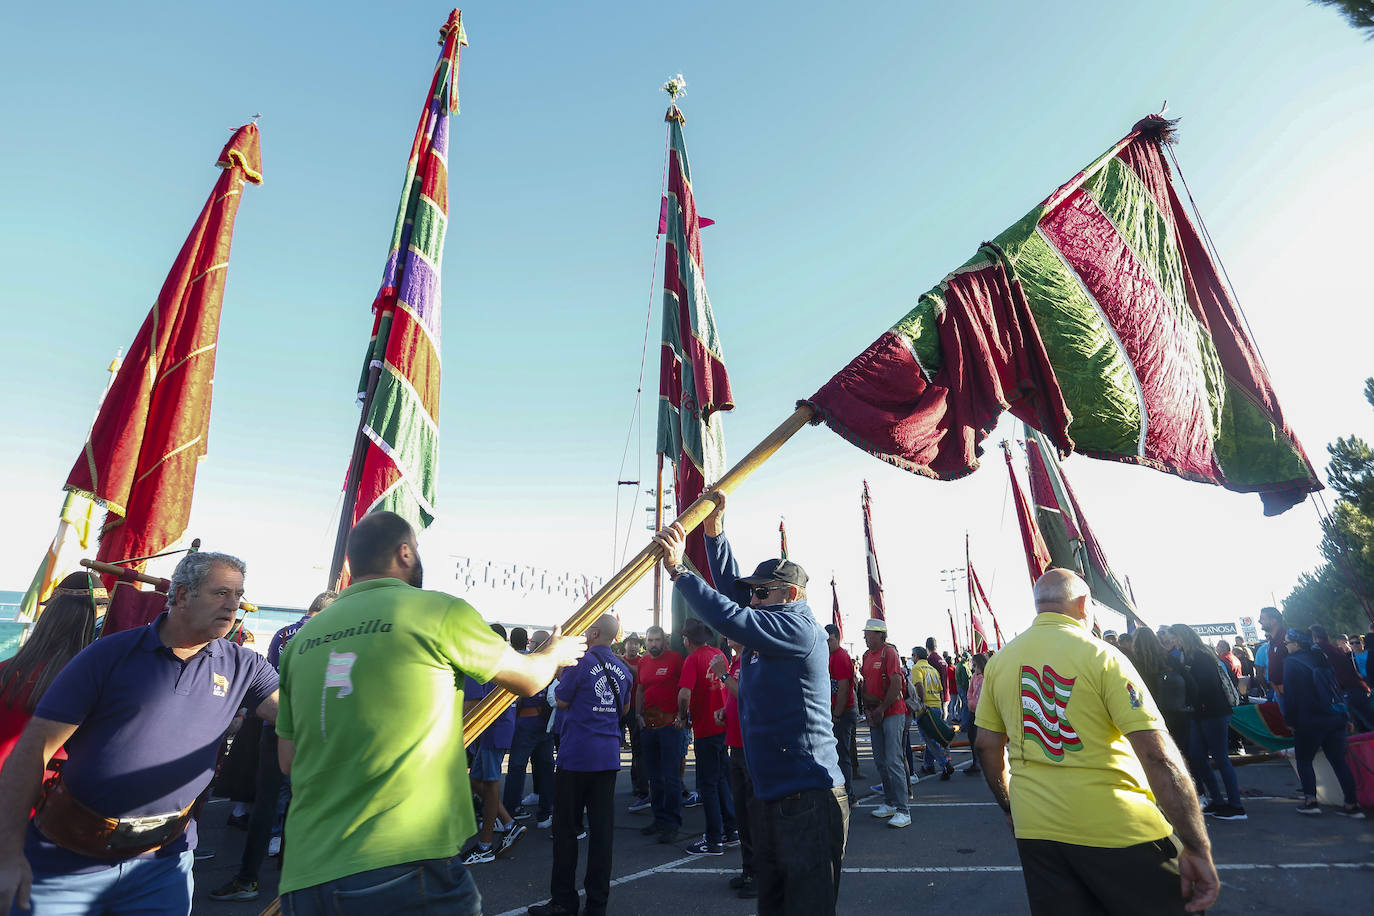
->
[26,612,278,873]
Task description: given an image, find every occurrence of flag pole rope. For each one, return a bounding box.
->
[612,120,673,569]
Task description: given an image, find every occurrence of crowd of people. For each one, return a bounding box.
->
[0,502,1369,914]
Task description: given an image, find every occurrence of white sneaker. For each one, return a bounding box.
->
[522,792,540,807]
[888,811,912,828]
[267,836,281,857]
[871,804,897,819]
[536,815,553,829]
[908,774,919,785]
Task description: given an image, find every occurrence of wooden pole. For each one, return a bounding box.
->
[652,453,665,630]
[462,404,815,743]
[79,557,258,613]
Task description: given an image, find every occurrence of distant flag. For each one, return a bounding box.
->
[1024,424,1141,629]
[1003,441,1052,588]
[947,608,961,657]
[656,96,733,586]
[968,561,996,654]
[831,575,843,640]
[805,114,1319,516]
[330,10,466,587]
[779,517,789,559]
[62,125,262,576]
[992,615,1006,650]
[861,480,887,620]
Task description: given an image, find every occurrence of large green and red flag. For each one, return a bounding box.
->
[332,10,466,584]
[657,102,733,586]
[63,125,262,573]
[806,115,1319,516]
[861,480,887,620]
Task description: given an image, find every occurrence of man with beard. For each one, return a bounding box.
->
[634,625,686,842]
[274,511,585,915]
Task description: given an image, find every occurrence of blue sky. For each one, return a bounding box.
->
[3,1,1372,651]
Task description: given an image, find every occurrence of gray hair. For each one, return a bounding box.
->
[1032,569,1090,607]
[167,552,246,608]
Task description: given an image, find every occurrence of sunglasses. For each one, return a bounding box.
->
[751,585,783,600]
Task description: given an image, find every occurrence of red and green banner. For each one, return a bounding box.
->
[345,11,465,543]
[807,115,1319,516]
[657,103,733,586]
[861,480,887,621]
[1024,424,1140,629]
[1005,443,1052,587]
[779,517,789,560]
[63,125,262,573]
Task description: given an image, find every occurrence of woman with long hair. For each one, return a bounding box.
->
[1171,623,1246,821]
[0,572,99,772]
[1129,627,1194,756]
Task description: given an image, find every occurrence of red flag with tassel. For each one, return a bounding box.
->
[63,125,262,588]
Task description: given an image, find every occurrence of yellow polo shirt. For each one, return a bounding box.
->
[975,612,1171,847]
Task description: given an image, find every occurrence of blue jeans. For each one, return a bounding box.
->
[868,713,908,814]
[693,733,737,843]
[282,854,481,916]
[641,725,684,829]
[18,850,193,915]
[1293,722,1359,804]
[503,717,555,818]
[1188,714,1241,807]
[917,709,951,771]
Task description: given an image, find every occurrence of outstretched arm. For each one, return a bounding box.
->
[1126,729,1219,913]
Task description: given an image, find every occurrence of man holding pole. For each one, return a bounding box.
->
[274,511,585,915]
[655,491,848,915]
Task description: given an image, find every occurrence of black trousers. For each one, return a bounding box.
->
[236,726,285,882]
[727,746,756,875]
[753,786,848,915]
[1017,836,1188,915]
[551,768,617,916]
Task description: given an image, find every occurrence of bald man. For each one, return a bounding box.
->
[532,614,633,916]
[974,569,1220,915]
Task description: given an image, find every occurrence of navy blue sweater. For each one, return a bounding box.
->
[673,533,844,801]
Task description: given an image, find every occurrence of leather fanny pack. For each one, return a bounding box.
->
[34,778,195,860]
[642,706,675,729]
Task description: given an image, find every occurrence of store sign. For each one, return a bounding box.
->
[1192,622,1238,637]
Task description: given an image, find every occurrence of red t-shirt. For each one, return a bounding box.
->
[828,647,854,713]
[679,646,727,739]
[861,644,906,718]
[637,650,684,716]
[724,655,743,748]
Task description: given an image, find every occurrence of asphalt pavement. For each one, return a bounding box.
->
[190,737,1372,915]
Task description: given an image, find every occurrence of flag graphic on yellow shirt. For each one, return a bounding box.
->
[1020,665,1082,760]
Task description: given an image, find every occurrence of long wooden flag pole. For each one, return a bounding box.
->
[462,404,814,743]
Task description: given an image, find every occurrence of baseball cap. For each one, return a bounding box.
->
[735,558,809,589]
